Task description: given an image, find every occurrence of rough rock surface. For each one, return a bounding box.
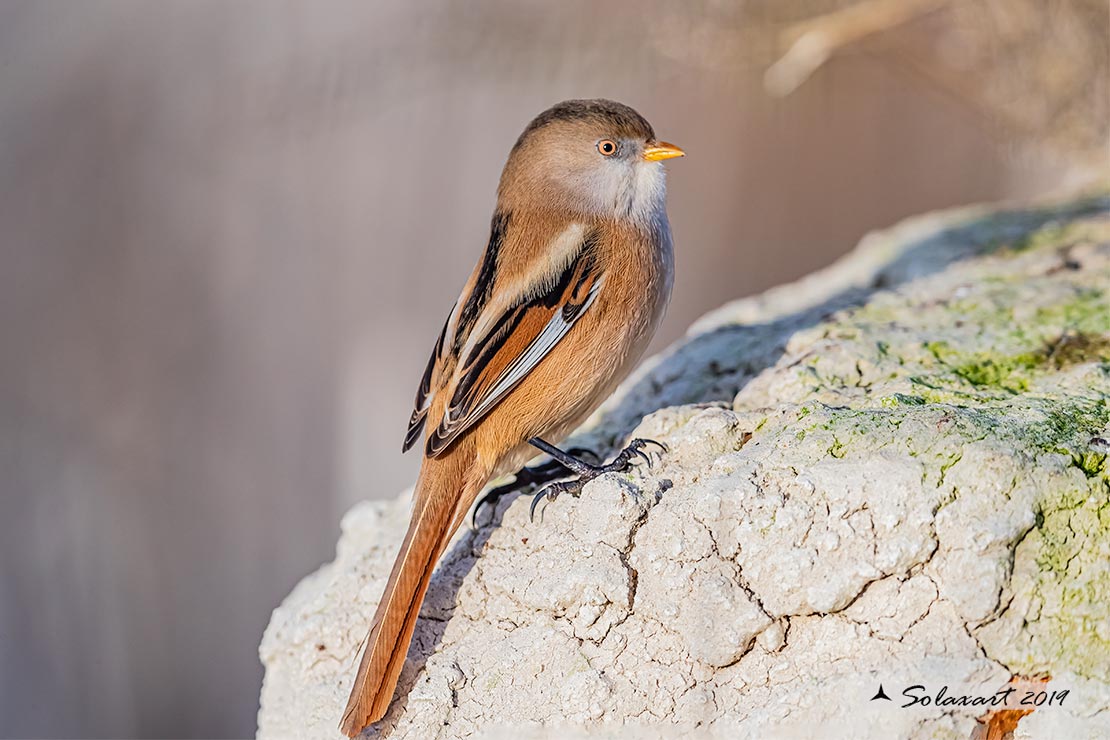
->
[259,191,1110,740]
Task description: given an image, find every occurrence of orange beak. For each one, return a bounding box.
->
[642,141,685,162]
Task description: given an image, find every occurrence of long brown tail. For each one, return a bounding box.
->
[339,462,473,737]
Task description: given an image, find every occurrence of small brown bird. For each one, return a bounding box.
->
[340,99,684,736]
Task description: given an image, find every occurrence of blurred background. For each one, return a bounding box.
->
[1,0,1105,737]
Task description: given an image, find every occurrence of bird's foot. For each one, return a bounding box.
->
[529,438,667,521]
[471,448,599,527]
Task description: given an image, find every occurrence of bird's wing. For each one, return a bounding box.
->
[402,308,451,452]
[404,218,603,457]
[403,212,513,452]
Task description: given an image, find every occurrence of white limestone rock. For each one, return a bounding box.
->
[259,191,1110,739]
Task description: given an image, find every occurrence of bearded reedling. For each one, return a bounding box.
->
[341,99,684,736]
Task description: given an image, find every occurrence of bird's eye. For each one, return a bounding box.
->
[597,139,618,156]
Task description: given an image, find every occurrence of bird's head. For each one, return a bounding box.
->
[499,99,684,226]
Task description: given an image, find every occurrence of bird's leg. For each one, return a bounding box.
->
[471,447,600,527]
[527,437,667,521]
[527,438,599,475]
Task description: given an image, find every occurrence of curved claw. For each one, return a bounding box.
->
[471,490,499,529]
[529,490,547,522]
[471,479,516,528]
[471,495,498,529]
[529,479,584,522]
[477,454,585,528]
[637,438,669,454]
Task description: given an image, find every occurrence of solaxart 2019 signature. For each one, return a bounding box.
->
[900,683,1068,709]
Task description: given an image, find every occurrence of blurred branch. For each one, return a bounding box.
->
[757,0,1109,168]
[765,0,951,96]
[763,0,954,95]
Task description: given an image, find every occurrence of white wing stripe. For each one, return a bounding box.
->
[459,222,585,362]
[466,276,603,423]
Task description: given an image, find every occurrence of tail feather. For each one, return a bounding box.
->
[339,469,467,737]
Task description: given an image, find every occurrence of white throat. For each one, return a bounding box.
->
[622,160,667,226]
